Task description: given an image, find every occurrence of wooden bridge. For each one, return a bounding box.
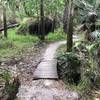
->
[34,41,66,79]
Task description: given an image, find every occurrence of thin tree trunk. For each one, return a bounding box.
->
[40,0,45,40]
[67,0,74,52]
[3,7,7,38]
[63,0,68,33]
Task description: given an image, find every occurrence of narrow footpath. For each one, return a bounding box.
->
[17,37,79,100]
[34,41,66,79]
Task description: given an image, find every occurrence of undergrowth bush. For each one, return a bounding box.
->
[73,40,100,88]
[0,29,40,58]
[17,18,31,35]
[57,39,100,95]
[0,70,20,100]
[47,32,66,41]
[57,52,81,85]
[0,39,14,49]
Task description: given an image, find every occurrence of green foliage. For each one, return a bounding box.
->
[47,31,66,41]
[58,52,80,64]
[0,70,13,95]
[0,39,13,49]
[57,52,81,85]
[0,70,17,96]
[9,29,39,43]
[0,70,19,99]
[73,39,100,92]
[0,29,39,58]
[0,29,65,59]
[74,0,100,24]
[1,70,11,82]
[57,38,100,97]
[17,22,29,35]
[73,41,89,57]
[17,18,35,35]
[77,64,100,93]
[87,39,100,67]
[45,0,64,16]
[91,30,100,39]
[17,19,66,41]
[96,19,100,26]
[5,82,18,97]
[77,77,91,92]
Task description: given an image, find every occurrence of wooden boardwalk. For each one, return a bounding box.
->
[34,41,66,79]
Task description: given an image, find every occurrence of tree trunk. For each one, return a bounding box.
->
[3,7,7,38]
[63,0,68,33]
[66,0,74,52]
[40,0,45,41]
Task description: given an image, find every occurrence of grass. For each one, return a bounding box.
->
[0,29,39,59]
[8,29,39,43]
[0,29,66,59]
[47,31,66,41]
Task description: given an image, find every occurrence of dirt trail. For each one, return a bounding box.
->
[17,40,79,100]
[17,80,78,100]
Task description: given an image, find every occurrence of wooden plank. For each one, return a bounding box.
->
[34,59,58,79]
[33,41,66,79]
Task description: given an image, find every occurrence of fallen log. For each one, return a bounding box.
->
[0,23,20,32]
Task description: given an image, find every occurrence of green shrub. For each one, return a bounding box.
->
[0,29,39,58]
[1,70,11,83]
[73,40,100,88]
[57,52,81,85]
[0,39,14,49]
[47,31,66,41]
[0,70,20,99]
[17,23,29,35]
[16,18,34,35]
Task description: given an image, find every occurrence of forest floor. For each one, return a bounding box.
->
[0,41,79,100]
[16,41,79,100]
[0,33,99,100]
[0,42,47,85]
